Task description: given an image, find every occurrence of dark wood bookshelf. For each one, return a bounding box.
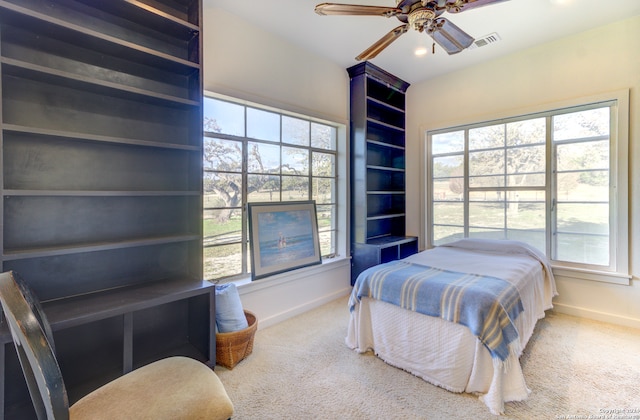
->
[0,0,206,417]
[348,62,418,285]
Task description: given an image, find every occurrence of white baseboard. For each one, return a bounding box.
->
[552,302,640,330]
[256,287,351,330]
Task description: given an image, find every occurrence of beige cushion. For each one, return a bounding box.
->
[70,356,233,420]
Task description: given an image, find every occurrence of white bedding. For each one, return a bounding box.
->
[346,239,557,415]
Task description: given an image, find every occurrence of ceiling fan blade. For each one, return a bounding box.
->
[355,24,408,61]
[315,3,402,17]
[428,18,474,54]
[444,0,510,13]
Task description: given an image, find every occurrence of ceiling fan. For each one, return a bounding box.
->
[315,0,508,61]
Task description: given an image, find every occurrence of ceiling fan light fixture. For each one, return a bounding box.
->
[414,46,429,56]
[408,9,436,31]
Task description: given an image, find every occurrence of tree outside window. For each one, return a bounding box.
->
[203,96,338,281]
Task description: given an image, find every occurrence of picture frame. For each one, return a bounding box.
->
[248,200,322,280]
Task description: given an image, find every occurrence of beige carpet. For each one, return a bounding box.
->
[216,296,640,419]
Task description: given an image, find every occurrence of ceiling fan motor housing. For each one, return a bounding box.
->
[408,9,436,32]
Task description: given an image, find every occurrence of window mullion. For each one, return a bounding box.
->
[463,129,469,238]
[608,103,618,271]
[503,124,508,237]
[547,115,555,260]
[241,134,249,275]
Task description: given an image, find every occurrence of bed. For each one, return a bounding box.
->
[346,238,557,415]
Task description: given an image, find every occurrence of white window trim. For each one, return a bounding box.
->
[420,89,630,285]
[232,256,350,291]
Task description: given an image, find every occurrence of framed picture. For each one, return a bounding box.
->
[248,201,322,280]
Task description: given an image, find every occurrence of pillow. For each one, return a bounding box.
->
[215,283,249,333]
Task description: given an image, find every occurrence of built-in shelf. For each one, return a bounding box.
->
[74,0,201,33]
[367,165,405,172]
[0,0,205,417]
[0,277,212,343]
[365,118,405,131]
[2,125,201,151]
[367,213,406,221]
[367,139,405,150]
[3,190,200,197]
[348,62,417,285]
[1,58,199,108]
[0,1,200,73]
[3,234,200,261]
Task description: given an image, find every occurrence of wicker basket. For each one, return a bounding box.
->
[216,310,257,369]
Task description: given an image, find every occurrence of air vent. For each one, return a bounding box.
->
[469,32,501,49]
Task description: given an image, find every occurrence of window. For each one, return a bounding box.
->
[426,94,629,279]
[203,94,342,281]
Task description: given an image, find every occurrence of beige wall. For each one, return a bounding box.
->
[203,6,349,123]
[202,7,352,327]
[406,16,640,327]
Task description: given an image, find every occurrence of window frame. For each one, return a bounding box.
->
[203,92,346,283]
[422,90,630,285]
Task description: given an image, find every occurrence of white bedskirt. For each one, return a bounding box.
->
[347,275,549,414]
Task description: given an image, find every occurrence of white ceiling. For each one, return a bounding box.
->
[204,0,640,85]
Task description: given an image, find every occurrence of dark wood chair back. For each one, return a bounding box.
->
[0,271,69,419]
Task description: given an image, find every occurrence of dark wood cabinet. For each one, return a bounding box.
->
[1,278,215,418]
[0,0,206,417]
[348,62,417,284]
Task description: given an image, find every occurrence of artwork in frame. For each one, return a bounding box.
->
[248,201,322,280]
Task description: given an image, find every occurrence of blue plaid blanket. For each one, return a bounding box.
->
[349,260,524,361]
